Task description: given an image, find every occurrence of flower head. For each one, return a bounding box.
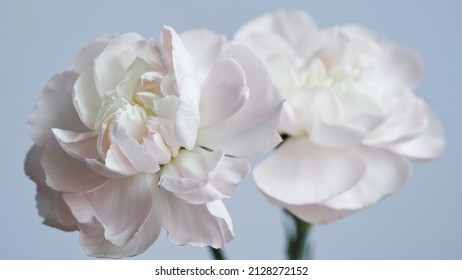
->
[236,10,445,223]
[25,26,282,257]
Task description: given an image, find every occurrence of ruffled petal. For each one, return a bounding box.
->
[83,173,157,247]
[41,139,108,193]
[253,137,366,205]
[173,155,250,205]
[162,26,201,150]
[93,33,144,96]
[323,147,410,210]
[200,57,248,128]
[386,106,445,160]
[180,29,227,80]
[197,45,283,157]
[73,67,102,129]
[29,71,88,147]
[160,188,233,248]
[160,149,224,194]
[234,10,319,63]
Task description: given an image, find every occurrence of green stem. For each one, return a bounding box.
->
[287,213,312,260]
[209,247,226,260]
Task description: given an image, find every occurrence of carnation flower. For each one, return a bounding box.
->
[25,26,282,257]
[235,10,445,223]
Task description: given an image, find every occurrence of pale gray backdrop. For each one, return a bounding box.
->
[1,0,460,259]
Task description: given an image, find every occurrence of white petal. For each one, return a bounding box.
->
[174,75,201,150]
[73,67,102,129]
[160,149,224,193]
[160,188,234,248]
[180,29,228,80]
[387,106,445,160]
[29,71,88,147]
[197,45,283,157]
[93,33,144,96]
[234,10,318,63]
[173,156,250,205]
[41,139,108,193]
[25,145,77,231]
[85,173,157,246]
[200,57,248,128]
[52,129,99,160]
[253,137,366,205]
[323,147,411,210]
[105,117,159,175]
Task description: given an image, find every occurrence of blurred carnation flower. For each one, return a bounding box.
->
[236,10,445,224]
[25,26,282,257]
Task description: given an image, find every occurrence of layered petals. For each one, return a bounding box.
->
[26,24,282,257]
[239,10,444,223]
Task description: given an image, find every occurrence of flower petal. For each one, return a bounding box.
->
[323,147,410,210]
[84,173,157,246]
[29,71,89,147]
[386,106,445,160]
[285,203,354,224]
[253,137,366,205]
[160,188,233,248]
[180,29,227,80]
[160,149,224,193]
[52,129,99,160]
[41,139,108,193]
[197,45,283,157]
[173,156,250,205]
[200,57,248,128]
[73,66,102,129]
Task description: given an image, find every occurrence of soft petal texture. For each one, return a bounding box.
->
[26,25,282,257]
[29,71,88,147]
[239,10,444,223]
[160,188,234,248]
[197,45,283,157]
[41,139,108,193]
[254,137,366,205]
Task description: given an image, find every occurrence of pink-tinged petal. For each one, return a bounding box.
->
[180,29,227,80]
[197,45,283,157]
[285,203,354,224]
[52,129,99,160]
[364,90,427,146]
[235,10,318,63]
[78,201,162,258]
[253,137,366,205]
[143,130,171,165]
[160,188,234,248]
[161,26,195,80]
[386,106,445,160]
[93,33,144,96]
[323,147,411,210]
[41,139,108,193]
[174,156,250,205]
[25,146,77,231]
[200,57,248,128]
[68,40,108,74]
[85,173,157,247]
[306,115,368,148]
[108,112,159,174]
[161,27,201,150]
[29,71,89,147]
[73,67,102,129]
[377,44,422,89]
[174,75,201,150]
[160,149,224,193]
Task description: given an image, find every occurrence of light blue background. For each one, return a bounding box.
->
[1,0,460,259]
